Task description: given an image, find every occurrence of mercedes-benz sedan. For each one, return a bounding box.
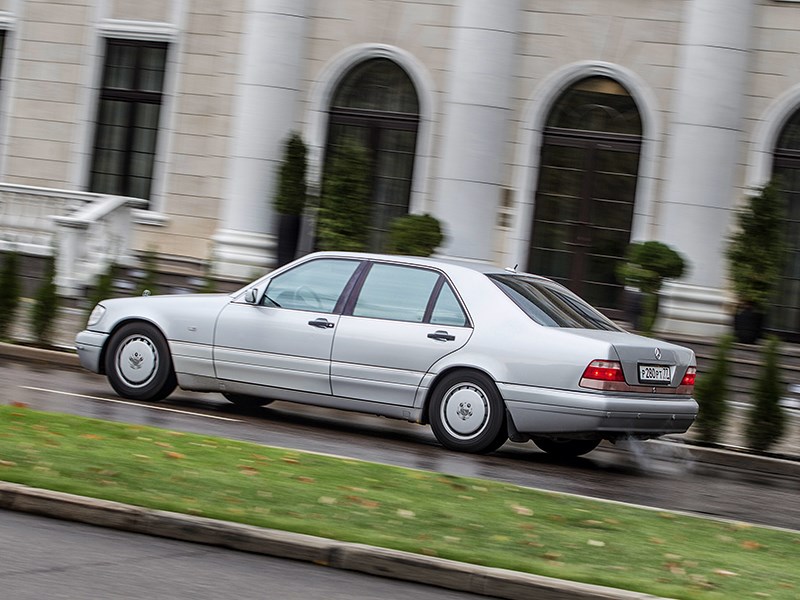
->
[75,252,698,457]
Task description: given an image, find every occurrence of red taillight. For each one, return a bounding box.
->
[681,367,697,386]
[581,360,626,384]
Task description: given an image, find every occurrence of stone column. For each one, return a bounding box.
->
[212,0,309,279]
[433,0,519,262]
[657,0,755,336]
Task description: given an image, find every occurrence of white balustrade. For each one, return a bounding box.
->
[0,183,145,296]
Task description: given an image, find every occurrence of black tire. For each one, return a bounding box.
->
[429,370,507,453]
[222,393,274,408]
[104,322,177,401]
[532,437,601,458]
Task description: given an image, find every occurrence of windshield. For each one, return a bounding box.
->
[489,274,623,331]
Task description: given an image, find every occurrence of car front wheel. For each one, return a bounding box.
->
[429,370,507,454]
[532,437,601,458]
[104,322,177,401]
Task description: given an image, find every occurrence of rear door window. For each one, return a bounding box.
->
[352,263,440,322]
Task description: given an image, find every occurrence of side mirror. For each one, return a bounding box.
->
[244,288,259,305]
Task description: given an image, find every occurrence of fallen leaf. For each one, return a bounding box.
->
[587,539,605,547]
[543,551,562,561]
[511,504,533,516]
[741,540,762,550]
[713,569,738,577]
[397,509,415,519]
[164,451,185,459]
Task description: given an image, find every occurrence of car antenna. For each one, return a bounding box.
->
[504,264,518,273]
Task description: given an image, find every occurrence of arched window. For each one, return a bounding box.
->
[324,58,419,251]
[770,110,800,339]
[528,76,642,314]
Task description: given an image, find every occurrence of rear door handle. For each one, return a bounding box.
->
[308,318,334,329]
[427,330,455,342]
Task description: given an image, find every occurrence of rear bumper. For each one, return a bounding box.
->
[499,383,697,438]
[75,330,108,374]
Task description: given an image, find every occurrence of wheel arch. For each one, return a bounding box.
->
[97,317,168,375]
[421,365,502,425]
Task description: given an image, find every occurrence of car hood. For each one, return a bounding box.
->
[90,293,234,337]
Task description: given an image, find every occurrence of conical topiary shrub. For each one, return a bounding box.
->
[693,335,732,444]
[745,336,786,452]
[0,251,21,339]
[317,137,371,252]
[727,182,786,343]
[31,255,59,345]
[274,132,308,266]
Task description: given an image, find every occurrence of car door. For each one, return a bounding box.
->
[330,262,472,406]
[214,258,362,394]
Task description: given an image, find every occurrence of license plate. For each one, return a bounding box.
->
[638,364,671,384]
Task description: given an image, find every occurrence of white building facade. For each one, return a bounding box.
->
[1,0,799,340]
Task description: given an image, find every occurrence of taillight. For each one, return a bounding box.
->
[580,360,626,390]
[681,367,697,387]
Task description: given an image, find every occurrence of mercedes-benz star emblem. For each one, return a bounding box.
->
[654,348,662,360]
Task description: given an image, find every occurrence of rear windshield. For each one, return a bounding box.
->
[489,274,623,331]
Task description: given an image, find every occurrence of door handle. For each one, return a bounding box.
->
[308,318,334,329]
[427,330,455,342]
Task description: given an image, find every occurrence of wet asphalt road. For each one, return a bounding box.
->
[1,359,798,531]
[1,509,488,600]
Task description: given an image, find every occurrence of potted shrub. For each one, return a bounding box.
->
[317,137,371,251]
[616,241,686,334]
[726,181,786,344]
[274,132,308,266]
[386,213,444,257]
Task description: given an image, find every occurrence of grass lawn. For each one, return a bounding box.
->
[0,404,797,599]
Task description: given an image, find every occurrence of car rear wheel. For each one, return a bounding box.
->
[104,322,177,401]
[532,437,600,458]
[222,393,274,408]
[429,370,507,453]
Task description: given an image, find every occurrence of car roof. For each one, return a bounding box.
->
[301,251,548,280]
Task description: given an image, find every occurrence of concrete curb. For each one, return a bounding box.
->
[0,341,81,369]
[648,440,800,479]
[0,481,665,600]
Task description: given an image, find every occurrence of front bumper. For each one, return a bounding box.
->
[499,383,698,438]
[74,330,109,374]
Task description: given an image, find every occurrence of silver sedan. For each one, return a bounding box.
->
[75,252,698,458]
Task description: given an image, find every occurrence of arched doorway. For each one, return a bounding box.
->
[527,76,642,314]
[770,109,800,339]
[324,58,420,252]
